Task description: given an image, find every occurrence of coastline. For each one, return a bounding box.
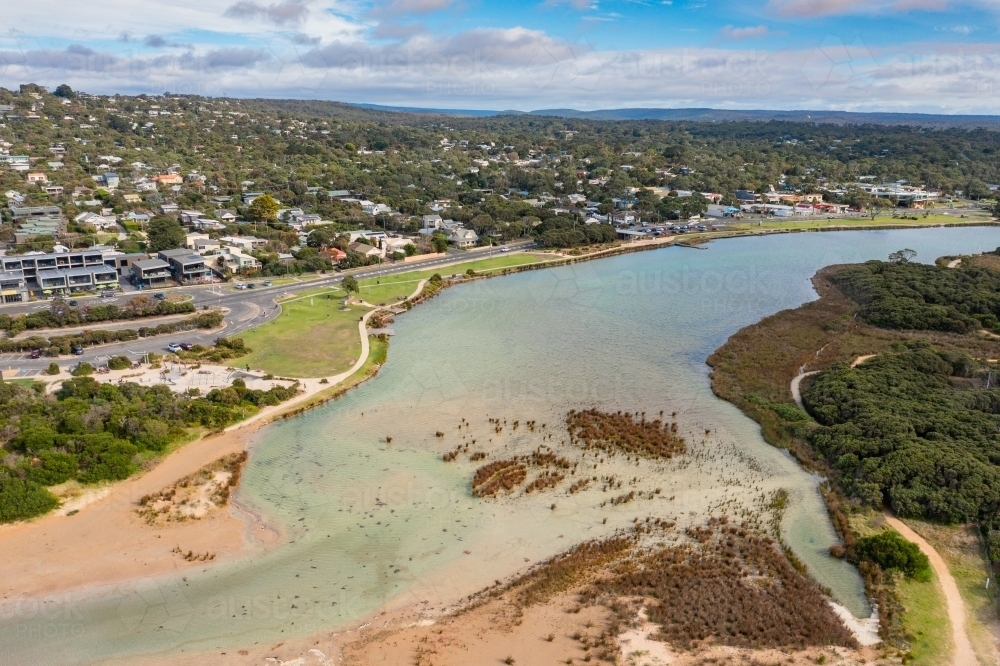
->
[2,226,997,664]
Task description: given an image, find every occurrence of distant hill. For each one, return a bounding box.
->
[349,102,1000,128]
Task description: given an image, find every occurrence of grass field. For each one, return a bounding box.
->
[354,252,551,305]
[239,288,366,377]
[726,212,991,232]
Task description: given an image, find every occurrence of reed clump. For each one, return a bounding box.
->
[566,409,685,458]
[471,460,528,497]
[589,519,858,651]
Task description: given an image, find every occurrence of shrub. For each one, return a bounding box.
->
[107,355,131,370]
[0,469,58,522]
[71,363,94,377]
[856,531,931,581]
[45,362,60,375]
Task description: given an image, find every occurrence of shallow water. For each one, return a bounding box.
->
[3,226,1000,665]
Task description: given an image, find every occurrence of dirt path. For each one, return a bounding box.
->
[851,354,876,367]
[884,513,977,666]
[790,370,819,409]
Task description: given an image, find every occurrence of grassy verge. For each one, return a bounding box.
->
[239,292,366,377]
[903,520,999,665]
[897,570,954,666]
[355,253,551,305]
[726,212,991,232]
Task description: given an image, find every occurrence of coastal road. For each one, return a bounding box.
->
[1,243,537,375]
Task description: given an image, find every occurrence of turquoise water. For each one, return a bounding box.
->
[3,227,1000,665]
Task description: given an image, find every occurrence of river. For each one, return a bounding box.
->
[3,226,999,664]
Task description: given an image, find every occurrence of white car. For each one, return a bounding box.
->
[500,247,510,253]
[166,343,182,353]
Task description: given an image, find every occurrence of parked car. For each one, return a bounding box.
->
[68,300,78,306]
[29,349,42,359]
[166,343,182,353]
[100,290,116,298]
[72,345,84,355]
[179,343,194,351]
[247,283,256,289]
[235,283,247,290]
[262,280,272,287]
[154,293,166,300]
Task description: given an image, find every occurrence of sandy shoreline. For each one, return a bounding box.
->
[0,298,395,605]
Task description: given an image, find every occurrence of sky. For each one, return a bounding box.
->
[2,0,1000,113]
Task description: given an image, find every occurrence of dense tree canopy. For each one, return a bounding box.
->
[804,343,1000,523]
[832,260,1000,334]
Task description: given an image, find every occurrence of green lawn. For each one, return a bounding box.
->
[898,570,953,666]
[727,213,991,232]
[239,290,367,377]
[355,253,551,305]
[236,252,551,377]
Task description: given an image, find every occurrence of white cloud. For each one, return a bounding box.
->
[224,0,309,25]
[721,25,770,40]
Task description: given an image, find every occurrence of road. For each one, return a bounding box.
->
[0,243,536,377]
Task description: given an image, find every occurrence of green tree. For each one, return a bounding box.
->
[45,362,59,375]
[147,216,185,252]
[342,275,359,294]
[53,84,75,99]
[856,531,931,581]
[246,194,279,222]
[431,234,449,253]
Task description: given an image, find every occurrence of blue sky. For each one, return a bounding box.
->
[2,0,1000,112]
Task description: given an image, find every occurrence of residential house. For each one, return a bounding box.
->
[220,236,267,251]
[43,185,64,197]
[153,173,184,186]
[348,241,383,259]
[74,211,118,231]
[204,246,260,272]
[180,210,204,225]
[11,205,62,219]
[27,172,48,184]
[447,228,479,249]
[123,194,141,204]
[0,269,28,303]
[185,232,210,249]
[157,249,212,284]
[321,247,346,262]
[216,209,237,223]
[130,258,172,288]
